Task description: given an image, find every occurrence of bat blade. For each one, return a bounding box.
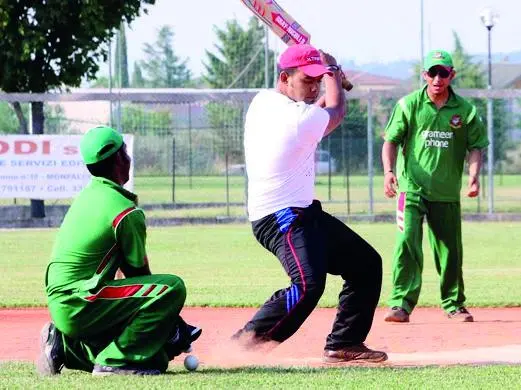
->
[240,0,311,45]
[240,0,353,91]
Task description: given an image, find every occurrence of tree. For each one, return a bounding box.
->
[203,18,275,89]
[449,33,486,89]
[0,103,21,135]
[322,100,369,175]
[201,18,274,166]
[90,76,110,88]
[119,105,173,175]
[120,105,172,135]
[115,22,130,88]
[131,63,146,88]
[0,102,72,135]
[0,0,155,217]
[45,104,74,134]
[206,101,246,163]
[140,26,191,88]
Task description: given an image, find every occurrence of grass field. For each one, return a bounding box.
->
[1,222,520,387]
[3,174,521,216]
[1,222,520,308]
[1,362,521,389]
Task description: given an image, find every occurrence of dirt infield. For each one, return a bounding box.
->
[1,307,520,368]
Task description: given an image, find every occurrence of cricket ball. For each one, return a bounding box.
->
[183,354,199,371]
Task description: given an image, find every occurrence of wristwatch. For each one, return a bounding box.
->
[326,64,341,72]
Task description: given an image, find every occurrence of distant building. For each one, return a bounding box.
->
[490,62,521,89]
[490,63,521,142]
[341,70,402,91]
[52,100,109,134]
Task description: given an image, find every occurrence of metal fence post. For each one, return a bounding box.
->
[116,97,122,132]
[172,137,176,204]
[108,41,113,127]
[29,102,45,218]
[188,104,193,189]
[225,150,230,217]
[367,94,374,216]
[487,97,494,214]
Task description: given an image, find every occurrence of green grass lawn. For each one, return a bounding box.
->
[1,222,520,308]
[1,222,520,387]
[1,362,520,389]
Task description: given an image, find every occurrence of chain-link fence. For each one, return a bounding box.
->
[1,88,520,218]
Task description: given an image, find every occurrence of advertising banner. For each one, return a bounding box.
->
[0,134,134,199]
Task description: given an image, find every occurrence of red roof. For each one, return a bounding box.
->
[342,69,402,86]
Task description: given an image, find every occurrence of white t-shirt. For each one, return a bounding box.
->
[244,89,330,221]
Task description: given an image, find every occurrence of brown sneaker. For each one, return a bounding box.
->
[447,307,474,322]
[323,344,388,363]
[384,307,410,323]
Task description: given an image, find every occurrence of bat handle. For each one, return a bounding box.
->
[341,74,354,92]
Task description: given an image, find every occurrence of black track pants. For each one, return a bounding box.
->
[241,200,383,350]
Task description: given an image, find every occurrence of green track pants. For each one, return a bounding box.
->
[388,192,466,314]
[47,274,186,372]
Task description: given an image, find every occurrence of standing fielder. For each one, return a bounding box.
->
[38,126,201,376]
[234,44,387,363]
[382,50,489,323]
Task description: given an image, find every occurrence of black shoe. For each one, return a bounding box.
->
[166,317,202,358]
[92,364,161,376]
[36,322,65,376]
[447,307,474,322]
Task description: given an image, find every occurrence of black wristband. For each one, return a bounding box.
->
[326,64,341,72]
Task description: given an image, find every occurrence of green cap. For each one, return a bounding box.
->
[424,50,453,70]
[80,126,123,164]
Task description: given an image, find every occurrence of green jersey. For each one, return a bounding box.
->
[385,86,489,201]
[46,177,148,295]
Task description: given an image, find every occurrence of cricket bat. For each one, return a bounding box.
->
[240,0,353,91]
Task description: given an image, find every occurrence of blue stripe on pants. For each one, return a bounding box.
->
[286,284,300,313]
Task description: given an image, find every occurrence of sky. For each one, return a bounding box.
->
[115,0,520,78]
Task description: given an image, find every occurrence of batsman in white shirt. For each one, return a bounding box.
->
[234,44,387,364]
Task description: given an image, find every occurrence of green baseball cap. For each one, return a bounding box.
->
[80,126,123,164]
[424,50,453,70]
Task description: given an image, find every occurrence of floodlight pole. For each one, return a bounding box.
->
[108,40,113,127]
[481,7,498,215]
[486,25,494,214]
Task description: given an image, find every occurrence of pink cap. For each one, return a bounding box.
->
[278,44,332,77]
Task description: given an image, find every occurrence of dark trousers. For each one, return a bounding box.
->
[242,200,382,350]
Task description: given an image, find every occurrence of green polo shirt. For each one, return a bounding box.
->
[45,177,148,296]
[385,86,489,201]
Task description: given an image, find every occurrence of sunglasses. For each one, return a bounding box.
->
[427,67,452,79]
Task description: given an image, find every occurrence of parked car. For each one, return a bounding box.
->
[227,163,246,175]
[315,150,337,174]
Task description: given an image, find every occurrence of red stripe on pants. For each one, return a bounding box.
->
[85,285,143,301]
